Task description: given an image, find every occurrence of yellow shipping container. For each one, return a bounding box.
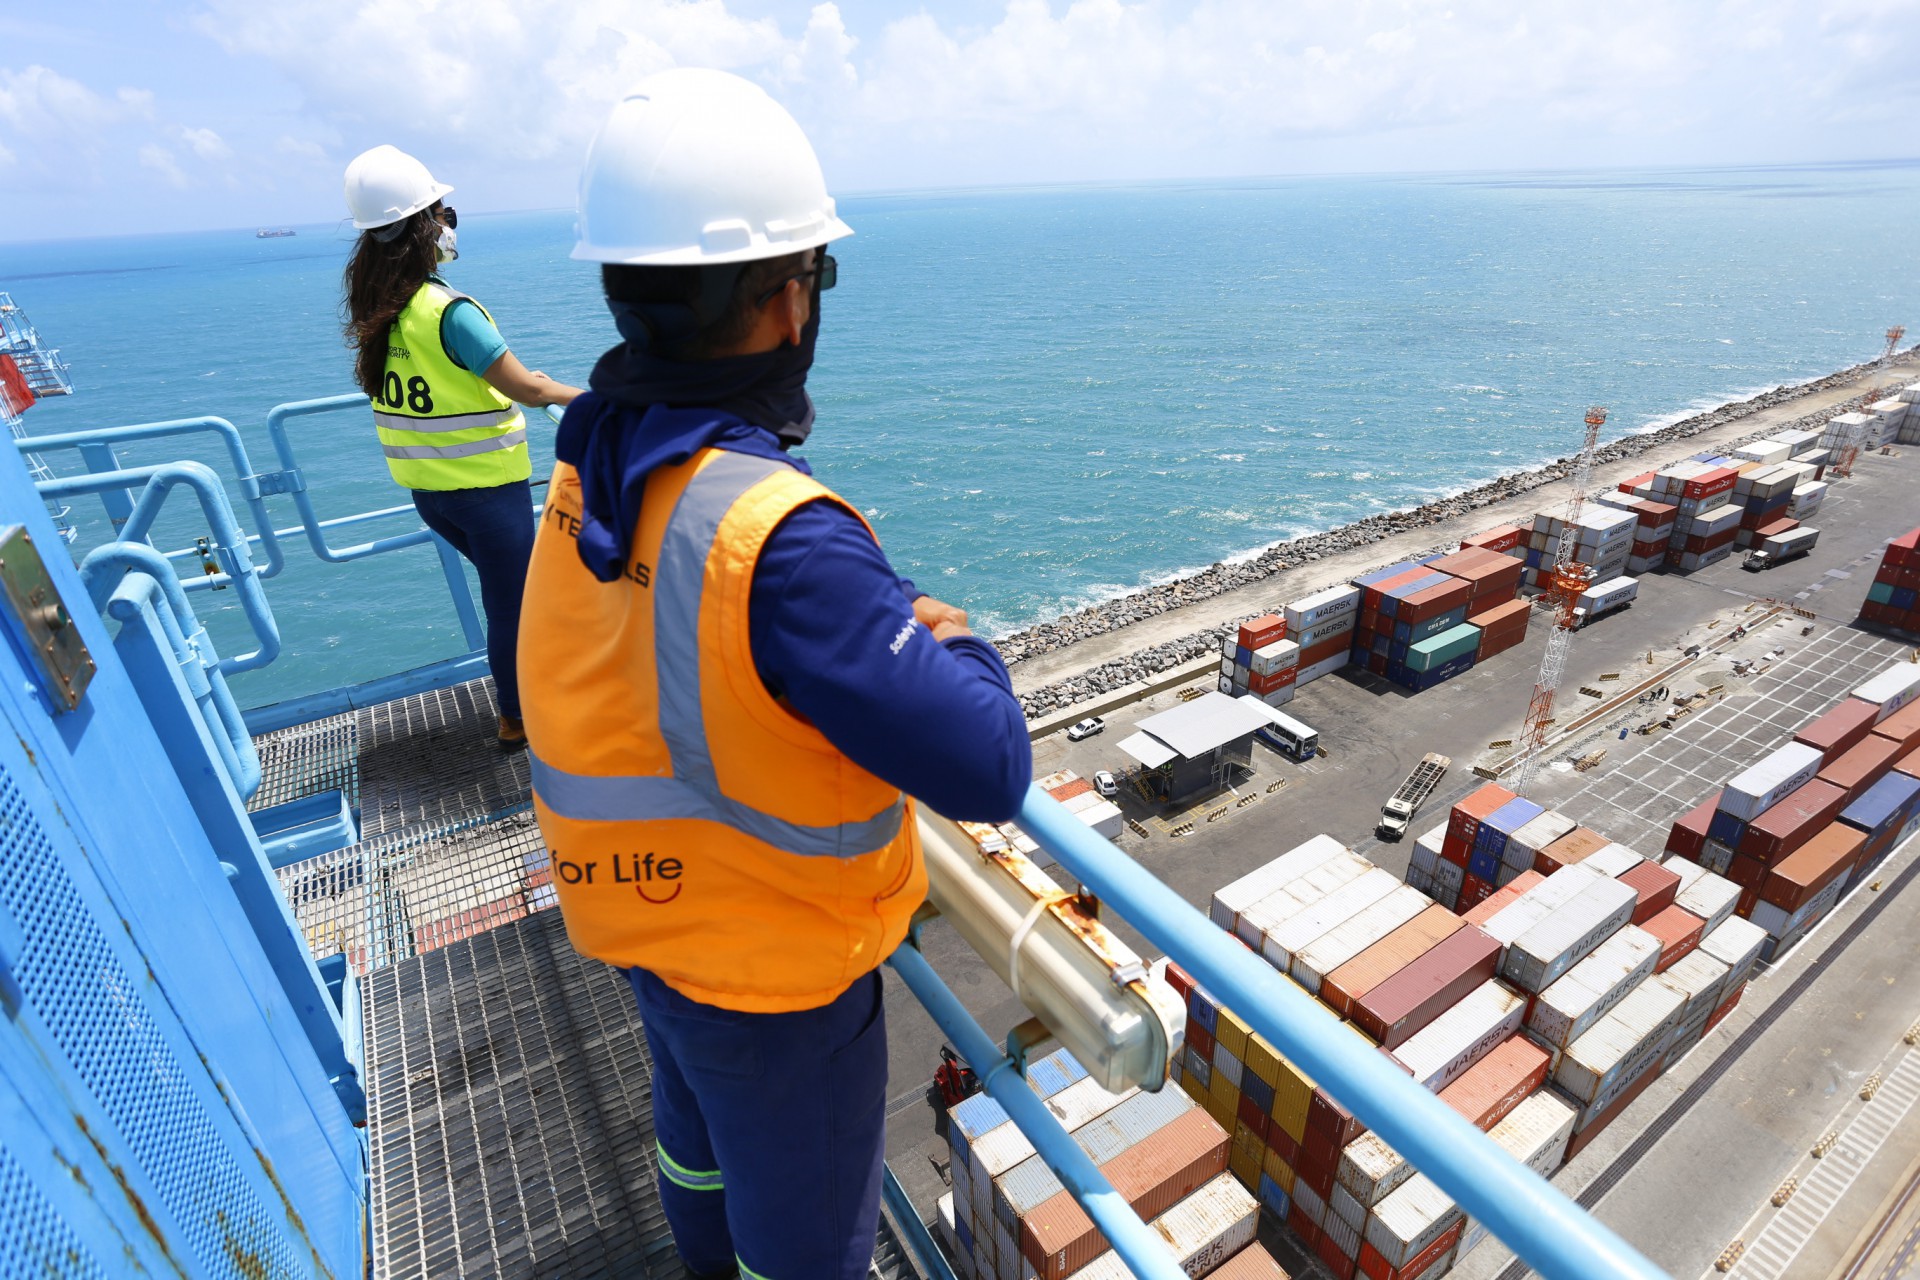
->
[1262,1145,1297,1193]
[1270,1060,1313,1142]
[1204,1088,1237,1132]
[1228,1142,1262,1190]
[1207,1065,1239,1113]
[1214,1006,1252,1062]
[1179,1068,1208,1106]
[1232,1118,1266,1161]
[1243,1032,1284,1088]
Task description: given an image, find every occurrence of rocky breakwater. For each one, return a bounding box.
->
[996,353,1911,719]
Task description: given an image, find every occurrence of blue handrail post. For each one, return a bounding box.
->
[76,440,135,530]
[430,533,487,653]
[1012,783,1671,1280]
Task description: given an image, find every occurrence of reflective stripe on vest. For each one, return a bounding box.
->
[530,450,905,859]
[375,281,531,491]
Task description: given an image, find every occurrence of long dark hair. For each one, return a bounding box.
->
[342,207,441,397]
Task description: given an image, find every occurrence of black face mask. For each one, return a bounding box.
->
[590,294,820,447]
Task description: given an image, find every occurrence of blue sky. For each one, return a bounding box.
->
[3,0,1918,241]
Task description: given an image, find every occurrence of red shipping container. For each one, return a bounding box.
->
[1318,1228,1360,1280]
[1400,578,1474,625]
[1214,1248,1292,1280]
[1884,528,1920,569]
[1818,735,1906,804]
[1737,778,1849,864]
[1761,823,1866,912]
[1461,525,1523,553]
[1873,699,1920,756]
[1723,853,1768,890]
[1289,1202,1323,1250]
[1359,1222,1465,1280]
[1185,1020,1215,1062]
[1459,873,1496,908]
[1449,783,1517,849]
[1308,1087,1366,1146]
[1164,960,1194,999]
[1463,871,1545,926]
[1250,666,1298,695]
[1302,1119,1343,1173]
[1323,907,1466,1018]
[1466,598,1530,632]
[1296,1147,1338,1201]
[1354,926,1502,1048]
[1618,861,1681,925]
[1440,832,1472,867]
[1268,1123,1300,1167]
[1705,983,1745,1032]
[1538,826,1608,875]
[1795,698,1881,765]
[1239,614,1287,649]
[1564,1052,1668,1161]
[1022,1108,1228,1279]
[1643,906,1705,971]
[1438,1035,1551,1131]
[1897,746,1920,781]
[1665,793,1719,860]
[1618,470,1658,493]
[1682,467,1736,500]
[1303,633,1356,667]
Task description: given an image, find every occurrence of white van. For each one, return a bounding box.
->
[1255,710,1320,761]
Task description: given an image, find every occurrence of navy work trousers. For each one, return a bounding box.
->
[627,967,888,1280]
[410,480,535,718]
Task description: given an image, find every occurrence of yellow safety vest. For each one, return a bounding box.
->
[519,448,925,1013]
[374,281,530,491]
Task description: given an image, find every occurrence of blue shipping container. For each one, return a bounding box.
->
[1476,797,1547,854]
[1410,606,1470,644]
[1242,1070,1276,1114]
[1259,1173,1292,1220]
[1025,1047,1088,1099]
[1468,846,1501,881]
[1187,984,1219,1033]
[1355,561,1426,589]
[1895,587,1919,611]
[1707,808,1749,848]
[951,1093,1010,1148]
[1839,772,1920,839]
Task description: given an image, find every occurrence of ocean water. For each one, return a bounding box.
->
[3,163,1917,709]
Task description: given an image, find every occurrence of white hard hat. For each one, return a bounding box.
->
[344,145,454,230]
[573,68,852,266]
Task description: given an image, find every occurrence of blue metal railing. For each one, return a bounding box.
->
[20,396,1669,1280]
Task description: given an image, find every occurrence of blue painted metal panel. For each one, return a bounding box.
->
[0,449,364,1277]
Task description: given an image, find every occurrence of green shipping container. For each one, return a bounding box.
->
[1409,622,1482,673]
[1868,580,1897,605]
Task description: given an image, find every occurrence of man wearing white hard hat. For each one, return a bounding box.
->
[340,144,582,747]
[519,70,1029,1276]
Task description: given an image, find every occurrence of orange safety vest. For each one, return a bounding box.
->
[520,447,925,1013]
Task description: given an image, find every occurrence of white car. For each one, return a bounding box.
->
[1066,717,1105,742]
[1094,770,1118,797]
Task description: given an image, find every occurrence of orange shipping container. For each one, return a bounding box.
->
[1537,826,1607,875]
[1359,1222,1464,1280]
[1642,906,1705,972]
[1817,734,1907,805]
[1898,746,1920,782]
[1323,907,1466,1018]
[1872,698,1920,757]
[1463,871,1545,926]
[1437,1035,1551,1131]
[1761,823,1866,913]
[1212,1247,1292,1280]
[1617,861,1681,925]
[1023,1108,1229,1279]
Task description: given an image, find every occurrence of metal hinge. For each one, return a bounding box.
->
[241,469,306,498]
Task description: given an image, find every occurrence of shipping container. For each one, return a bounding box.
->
[1527,924,1662,1047]
[1617,860,1680,924]
[1234,853,1372,951]
[1238,615,1287,651]
[1449,783,1518,851]
[1264,868,1404,970]
[1642,905,1706,971]
[1673,867,1740,935]
[1873,699,1920,757]
[1582,842,1645,878]
[1293,886,1434,994]
[1537,825,1609,875]
[1855,662,1920,722]
[1355,926,1503,1048]
[1438,1035,1551,1131]
[1505,811,1580,872]
[1664,793,1719,860]
[1366,1175,1465,1273]
[1390,981,1526,1090]
[1761,822,1867,912]
[1338,1130,1416,1209]
[1655,949,1732,1028]
[1480,864,1605,946]
[1209,834,1349,931]
[1738,778,1848,864]
[1719,742,1826,822]
[1553,979,1685,1104]
[1323,906,1466,1018]
[1501,876,1639,992]
[1840,772,1920,842]
[1462,871,1545,926]
[1562,1050,1668,1161]
[1794,698,1882,764]
[1287,585,1364,632]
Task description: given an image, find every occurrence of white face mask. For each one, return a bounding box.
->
[435,224,459,263]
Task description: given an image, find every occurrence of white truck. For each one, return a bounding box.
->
[1743,526,1819,571]
[1572,575,1638,629]
[1377,753,1451,840]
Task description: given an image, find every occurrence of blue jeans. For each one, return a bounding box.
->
[410,481,535,718]
[628,968,889,1280]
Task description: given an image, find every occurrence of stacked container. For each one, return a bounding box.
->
[1624,499,1677,575]
[1524,508,1636,588]
[1288,585,1363,685]
[1460,526,1525,559]
[1347,562,1482,692]
[1220,615,1292,702]
[1572,576,1638,626]
[1869,397,1910,444]
[1859,527,1920,634]
[1729,464,1798,548]
[1898,384,1920,445]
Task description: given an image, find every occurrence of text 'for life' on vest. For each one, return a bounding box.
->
[554,851,684,904]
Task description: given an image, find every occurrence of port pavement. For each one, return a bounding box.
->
[1005,350,1920,707]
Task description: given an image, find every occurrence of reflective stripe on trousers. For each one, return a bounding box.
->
[381,427,529,461]
[529,450,905,859]
[656,1140,724,1192]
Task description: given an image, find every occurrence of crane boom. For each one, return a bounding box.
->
[1512,405,1607,797]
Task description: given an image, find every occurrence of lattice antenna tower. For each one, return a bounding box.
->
[1512,405,1607,797]
[1883,325,1906,365]
[0,293,79,541]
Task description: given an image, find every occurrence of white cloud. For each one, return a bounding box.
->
[275,135,328,160]
[179,126,232,161]
[0,64,124,137]
[138,142,189,187]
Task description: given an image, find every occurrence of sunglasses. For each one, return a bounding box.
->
[754,253,836,307]
[435,204,458,230]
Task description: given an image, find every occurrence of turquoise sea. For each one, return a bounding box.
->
[3,163,1917,709]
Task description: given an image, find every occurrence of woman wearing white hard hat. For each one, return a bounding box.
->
[518,70,1028,1279]
[340,144,581,748]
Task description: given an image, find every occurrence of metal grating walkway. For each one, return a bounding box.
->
[262,676,920,1279]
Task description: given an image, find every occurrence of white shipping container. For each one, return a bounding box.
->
[1855,662,1920,723]
[1338,1131,1415,1207]
[1210,835,1350,931]
[1582,842,1645,878]
[1291,1176,1328,1227]
[1286,584,1364,631]
[1297,612,1359,648]
[1251,639,1301,677]
[1776,427,1823,454]
[1501,877,1639,993]
[1528,926,1662,1047]
[1576,576,1640,614]
[1391,981,1526,1090]
[1749,875,1845,940]
[1488,1091,1577,1177]
[1675,870,1740,935]
[1127,1174,1259,1278]
[1213,1043,1244,1091]
[1554,979,1686,1103]
[1405,864,1434,896]
[1328,1181,1369,1235]
[1719,742,1826,822]
[1506,811,1579,868]
[1264,867,1402,969]
[1297,652,1353,685]
[1431,857,1466,903]
[1482,865,1604,945]
[1733,441,1791,466]
[1656,951,1731,1024]
[1411,824,1446,876]
[1366,1175,1464,1271]
[1699,916,1768,991]
[1293,886,1432,993]
[1322,1201,1363,1260]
